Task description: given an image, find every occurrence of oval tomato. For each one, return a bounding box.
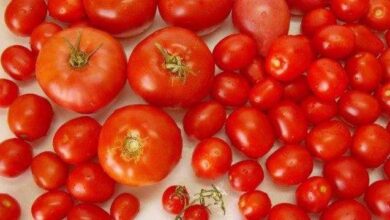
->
[0,139,32,178]
[228,160,264,192]
[301,96,338,125]
[301,8,337,37]
[364,180,390,218]
[30,22,62,54]
[1,45,35,81]
[31,191,73,220]
[0,194,20,220]
[331,0,369,22]
[0,79,19,108]
[268,203,310,220]
[238,190,271,220]
[67,204,111,220]
[296,176,333,213]
[249,78,284,111]
[320,199,371,220]
[162,185,189,215]
[347,24,385,55]
[110,193,140,220]
[48,0,86,23]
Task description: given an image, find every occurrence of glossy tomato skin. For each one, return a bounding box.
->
[225,107,275,158]
[0,79,19,108]
[240,57,266,85]
[282,76,311,102]
[347,24,385,55]
[377,82,390,114]
[128,27,214,108]
[301,8,337,37]
[301,96,338,125]
[228,160,264,192]
[183,205,209,220]
[98,105,182,186]
[1,45,35,81]
[67,203,111,220]
[110,193,140,220]
[30,22,62,54]
[67,162,115,203]
[238,190,271,220]
[31,151,68,190]
[48,0,85,23]
[249,78,283,111]
[162,185,189,215]
[364,180,390,218]
[381,49,390,81]
[31,191,73,220]
[8,94,53,141]
[364,0,390,31]
[268,203,310,220]
[320,199,371,220]
[0,194,20,220]
[331,0,369,22]
[0,138,32,177]
[4,0,47,36]
[53,116,101,165]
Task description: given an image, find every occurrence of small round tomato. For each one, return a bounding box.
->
[347,24,385,55]
[283,75,311,102]
[384,159,390,178]
[8,94,53,141]
[183,205,209,220]
[228,160,264,192]
[210,72,251,107]
[67,162,115,203]
[364,180,390,218]
[110,193,140,220]
[268,203,310,220]
[380,49,390,81]
[0,138,32,177]
[265,35,314,81]
[320,199,371,220]
[364,0,390,31]
[301,8,337,37]
[377,82,390,114]
[1,45,35,81]
[226,107,275,158]
[296,176,333,213]
[31,191,73,220]
[238,190,271,220]
[67,204,111,220]
[306,120,351,161]
[48,0,86,23]
[249,78,283,111]
[30,22,62,54]
[301,96,338,125]
[331,0,369,22]
[31,151,68,190]
[162,185,189,215]
[4,0,47,36]
[53,116,101,165]
[323,156,369,199]
[0,194,20,220]
[240,57,266,85]
[0,79,19,108]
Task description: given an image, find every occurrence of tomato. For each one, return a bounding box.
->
[232,0,290,56]
[0,194,20,220]
[67,162,115,203]
[162,185,189,215]
[306,120,351,161]
[8,94,53,141]
[225,107,275,158]
[283,76,311,102]
[331,0,369,22]
[48,0,86,23]
[312,25,356,59]
[301,96,338,125]
[36,27,127,114]
[67,203,111,220]
[249,78,284,111]
[191,137,232,180]
[387,30,390,46]
[295,177,333,213]
[53,116,101,165]
[210,72,251,107]
[4,0,47,36]
[0,79,19,108]
[347,24,385,55]
[83,0,157,37]
[287,0,329,14]
[31,191,73,220]
[98,105,182,186]
[320,199,371,220]
[268,203,310,220]
[380,49,390,81]
[110,193,140,220]
[307,59,348,101]
[238,190,271,220]
[240,57,266,85]
[385,159,390,178]
[228,160,264,192]
[128,27,214,108]
[183,205,209,220]
[352,124,390,168]
[323,156,369,199]
[265,35,314,81]
[364,180,390,218]
[1,45,35,81]
[364,0,390,31]
[31,151,68,190]
[338,90,381,125]
[269,101,308,144]
[377,82,390,114]
[301,8,337,37]
[183,101,226,140]
[0,138,32,178]
[30,22,62,54]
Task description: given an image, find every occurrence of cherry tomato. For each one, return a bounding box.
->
[320,199,371,220]
[210,72,251,107]
[0,194,20,220]
[364,180,390,218]
[240,57,266,85]
[268,203,310,220]
[364,0,390,31]
[384,159,390,178]
[48,0,86,23]
[4,0,47,36]
[31,151,68,190]
[380,49,390,81]
[1,45,35,81]
[0,79,19,108]
[67,203,111,220]
[228,160,264,192]
[226,107,275,158]
[162,185,189,215]
[347,24,385,55]
[30,22,62,54]
[183,205,209,220]
[301,8,337,37]
[67,162,115,203]
[53,116,101,165]
[377,82,390,114]
[287,0,329,14]
[283,75,312,102]
[110,193,140,220]
[0,138,32,177]
[238,190,271,220]
[301,96,338,125]
[331,0,369,22]
[249,78,284,111]
[31,191,73,220]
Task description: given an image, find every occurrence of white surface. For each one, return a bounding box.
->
[0,2,385,220]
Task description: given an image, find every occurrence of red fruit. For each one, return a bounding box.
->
[228,160,264,192]
[211,72,251,107]
[320,199,372,220]
[301,8,337,37]
[347,24,385,55]
[331,0,369,22]
[240,57,266,85]
[268,203,310,220]
[0,194,20,220]
[31,191,73,220]
[162,185,189,215]
[296,177,333,213]
[301,96,338,125]
[249,78,284,111]
[110,193,140,220]
[364,180,390,218]
[0,79,19,108]
[364,0,390,31]
[283,76,311,102]
[1,45,35,81]
[238,190,271,220]
[376,82,390,114]
[0,138,32,178]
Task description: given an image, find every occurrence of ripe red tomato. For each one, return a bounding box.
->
[53,116,101,165]
[307,59,348,101]
[384,159,390,178]
[240,57,266,85]
[377,82,390,114]
[128,27,214,108]
[323,156,369,199]
[110,193,140,220]
[364,0,390,30]
[31,191,73,220]
[301,96,338,125]
[228,160,264,192]
[387,30,390,46]
[0,194,20,220]
[320,199,371,220]
[162,185,189,215]
[331,0,369,22]
[67,162,115,203]
[0,79,19,108]
[210,72,251,107]
[183,205,209,220]
[347,24,385,55]
[67,203,111,220]
[183,101,226,140]
[249,78,284,111]
[301,8,337,37]
[36,27,127,114]
[306,120,351,161]
[8,94,53,141]
[232,0,290,56]
[283,76,311,102]
[48,0,85,23]
[380,49,390,81]
[83,0,157,37]
[98,105,182,186]
[30,22,62,54]
[226,107,275,158]
[1,45,35,81]
[238,190,271,220]
[268,203,310,220]
[287,0,329,14]
[192,137,232,180]
[265,35,314,81]
[295,176,333,213]
[158,0,233,35]
[0,138,32,177]
[364,180,390,218]
[4,0,47,36]
[31,151,68,190]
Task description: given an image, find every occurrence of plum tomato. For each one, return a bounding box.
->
[364,0,390,31]
[331,0,369,22]
[48,0,86,23]
[296,177,333,213]
[385,159,390,178]
[364,180,390,218]
[228,160,264,192]
[282,75,311,102]
[377,82,390,114]
[301,96,338,125]
[0,79,19,108]
[110,193,140,220]
[1,45,35,81]
[301,8,337,37]
[320,199,371,220]
[67,203,111,220]
[380,49,390,81]
[31,191,73,220]
[162,185,189,215]
[30,22,62,54]
[240,57,266,85]
[347,24,385,55]
[225,107,275,158]
[238,190,271,220]
[287,0,329,14]
[268,203,310,220]
[0,194,20,220]
[183,204,209,220]
[249,78,283,111]
[0,138,32,178]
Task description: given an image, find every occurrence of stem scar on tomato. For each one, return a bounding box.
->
[111,131,147,163]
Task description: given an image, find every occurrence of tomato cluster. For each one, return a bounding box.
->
[1,0,390,219]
